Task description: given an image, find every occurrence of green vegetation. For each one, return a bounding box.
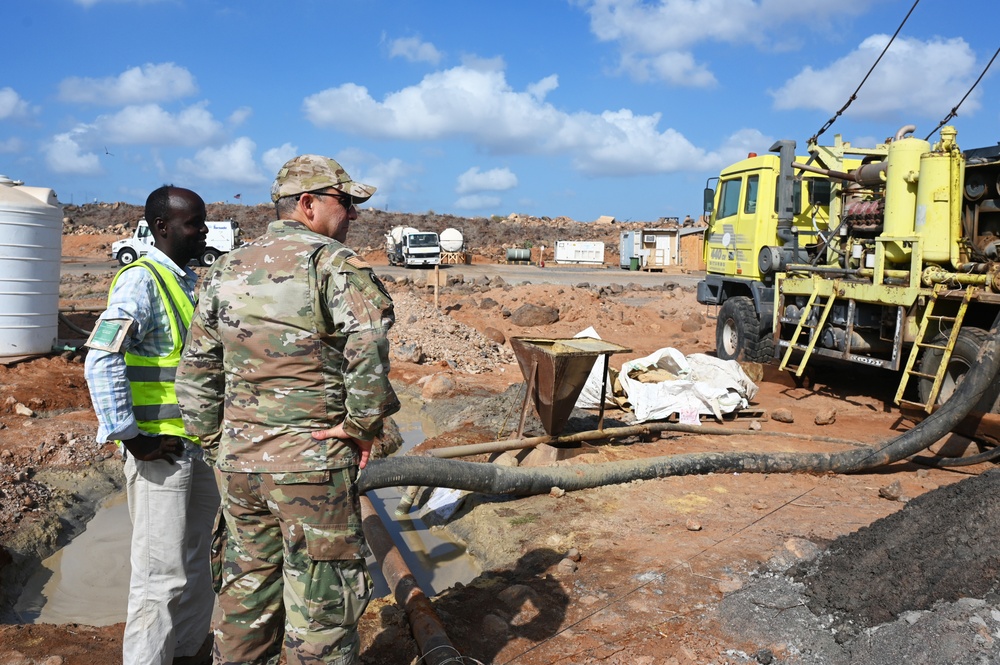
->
[509,514,539,527]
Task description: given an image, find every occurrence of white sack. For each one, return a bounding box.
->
[573,327,616,409]
[618,348,758,423]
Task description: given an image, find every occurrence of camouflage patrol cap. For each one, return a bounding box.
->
[270,154,377,203]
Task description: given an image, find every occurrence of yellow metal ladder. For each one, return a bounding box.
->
[779,286,836,377]
[895,284,974,412]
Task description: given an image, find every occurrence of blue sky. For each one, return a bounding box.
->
[2,0,997,222]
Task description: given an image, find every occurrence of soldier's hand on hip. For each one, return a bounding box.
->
[312,423,374,469]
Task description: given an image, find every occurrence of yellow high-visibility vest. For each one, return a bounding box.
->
[108,257,198,442]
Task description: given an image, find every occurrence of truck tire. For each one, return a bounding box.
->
[117,248,137,266]
[918,328,1000,412]
[716,296,773,362]
[200,249,219,266]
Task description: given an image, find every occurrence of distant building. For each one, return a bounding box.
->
[619,226,706,270]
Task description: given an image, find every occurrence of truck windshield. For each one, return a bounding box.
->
[409,233,439,247]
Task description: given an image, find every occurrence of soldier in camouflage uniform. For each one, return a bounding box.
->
[176,155,399,665]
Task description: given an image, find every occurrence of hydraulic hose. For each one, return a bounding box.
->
[359,312,1000,496]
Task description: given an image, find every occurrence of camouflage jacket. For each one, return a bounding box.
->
[176,220,400,473]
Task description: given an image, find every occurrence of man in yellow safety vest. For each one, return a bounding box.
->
[84,185,218,665]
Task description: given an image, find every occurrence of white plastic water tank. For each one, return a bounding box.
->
[439,227,464,253]
[0,175,63,359]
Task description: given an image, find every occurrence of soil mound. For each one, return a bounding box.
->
[794,468,1000,634]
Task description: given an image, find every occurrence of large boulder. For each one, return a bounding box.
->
[509,303,560,327]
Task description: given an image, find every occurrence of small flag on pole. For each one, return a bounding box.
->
[234,193,241,200]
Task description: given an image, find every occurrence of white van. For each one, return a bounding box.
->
[111,219,242,266]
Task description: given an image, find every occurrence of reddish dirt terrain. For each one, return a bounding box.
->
[0,231,996,664]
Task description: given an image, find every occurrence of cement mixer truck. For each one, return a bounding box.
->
[386,226,441,267]
[697,124,1000,413]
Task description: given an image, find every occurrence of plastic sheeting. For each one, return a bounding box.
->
[619,348,758,423]
[573,327,758,424]
[572,327,617,409]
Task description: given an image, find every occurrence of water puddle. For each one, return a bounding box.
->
[15,396,480,624]
[14,491,131,625]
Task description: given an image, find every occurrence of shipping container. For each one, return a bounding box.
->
[554,240,605,265]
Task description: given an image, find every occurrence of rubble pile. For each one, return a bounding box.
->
[386,289,515,374]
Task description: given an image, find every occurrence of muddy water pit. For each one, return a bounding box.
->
[14,397,480,625]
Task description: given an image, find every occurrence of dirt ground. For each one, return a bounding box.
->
[1,232,999,664]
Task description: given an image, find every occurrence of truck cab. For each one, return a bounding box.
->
[697,143,839,361]
[112,219,242,266]
[386,226,441,267]
[403,231,441,267]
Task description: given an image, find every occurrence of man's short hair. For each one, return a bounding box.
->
[145,185,174,222]
[275,195,297,218]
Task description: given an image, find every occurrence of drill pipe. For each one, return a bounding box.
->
[360,495,460,665]
[427,422,866,460]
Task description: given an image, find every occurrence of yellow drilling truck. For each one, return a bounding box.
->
[697,124,1000,412]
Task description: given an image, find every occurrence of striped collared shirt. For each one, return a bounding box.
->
[84,247,198,444]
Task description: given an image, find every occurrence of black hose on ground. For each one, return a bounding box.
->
[58,313,93,337]
[359,313,1000,496]
[911,444,1000,468]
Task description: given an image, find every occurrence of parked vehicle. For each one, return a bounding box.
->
[697,124,1000,412]
[386,225,441,267]
[112,219,242,266]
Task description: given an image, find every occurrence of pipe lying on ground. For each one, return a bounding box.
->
[359,314,1000,496]
[360,495,461,665]
[58,313,93,337]
[429,422,868,460]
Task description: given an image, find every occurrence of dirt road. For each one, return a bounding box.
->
[1,232,999,664]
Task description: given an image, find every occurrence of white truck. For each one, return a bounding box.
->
[385,225,441,267]
[112,219,242,266]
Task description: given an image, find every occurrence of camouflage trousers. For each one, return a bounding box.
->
[212,468,373,665]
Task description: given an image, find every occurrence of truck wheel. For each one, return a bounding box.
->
[117,248,137,266]
[200,249,219,266]
[918,328,1000,412]
[716,296,772,362]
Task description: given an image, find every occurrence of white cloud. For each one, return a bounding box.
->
[771,35,981,120]
[389,36,443,65]
[353,156,410,193]
[581,0,871,87]
[303,61,741,176]
[456,167,518,194]
[59,63,197,106]
[0,137,25,153]
[618,51,716,87]
[712,128,776,166]
[333,148,416,208]
[44,130,102,175]
[455,194,502,210]
[0,87,31,120]
[527,75,559,101]
[176,137,268,185]
[261,143,298,176]
[98,103,224,145]
[305,63,561,147]
[228,106,252,126]
[334,148,412,198]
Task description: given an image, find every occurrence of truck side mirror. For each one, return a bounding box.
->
[703,187,715,214]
